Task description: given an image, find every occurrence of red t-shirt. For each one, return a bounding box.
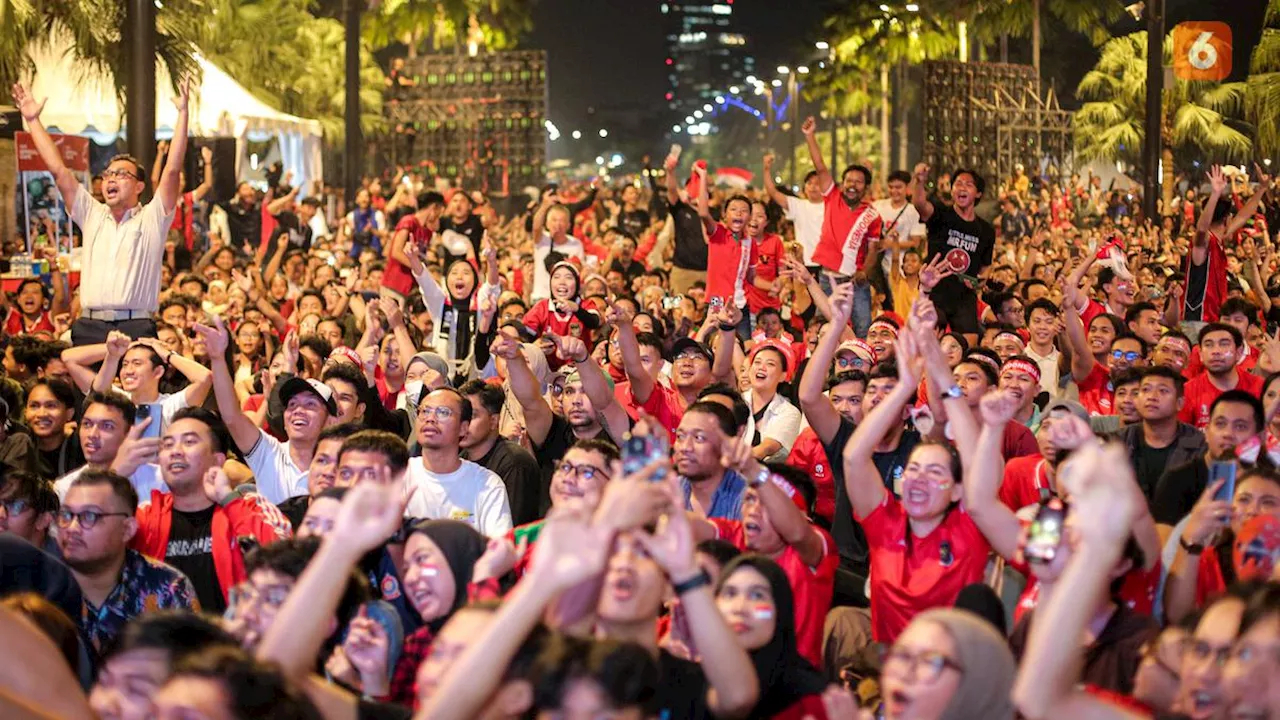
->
[385,215,430,296]
[1077,361,1115,416]
[811,189,883,275]
[1002,422,1040,460]
[705,224,756,307]
[744,233,784,314]
[1012,557,1162,624]
[711,519,838,667]
[1179,371,1264,429]
[786,428,835,523]
[860,495,991,642]
[522,299,597,345]
[1183,345,1258,379]
[3,307,54,336]
[1184,233,1228,323]
[998,455,1051,512]
[632,382,683,443]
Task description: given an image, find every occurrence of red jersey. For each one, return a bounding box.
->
[1179,371,1264,429]
[999,455,1051,512]
[1183,345,1258,379]
[386,215,431,296]
[711,519,838,667]
[705,223,756,308]
[634,382,684,443]
[1077,362,1115,416]
[1195,547,1227,607]
[860,495,991,642]
[786,428,835,523]
[522,299,597,343]
[1012,557,1162,624]
[3,307,54,336]
[744,233,784,314]
[1079,298,1122,333]
[811,189,883,276]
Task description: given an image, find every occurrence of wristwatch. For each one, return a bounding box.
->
[943,384,964,399]
[1179,536,1204,555]
[672,569,712,597]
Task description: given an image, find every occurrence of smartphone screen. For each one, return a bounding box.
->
[1024,501,1066,564]
[1209,461,1238,503]
[136,403,162,439]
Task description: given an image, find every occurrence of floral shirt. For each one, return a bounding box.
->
[81,549,199,654]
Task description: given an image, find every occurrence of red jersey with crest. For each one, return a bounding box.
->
[812,189,883,275]
[1178,370,1264,429]
[1077,362,1115,416]
[786,427,835,523]
[522,299,597,344]
[744,233,784,314]
[705,223,757,308]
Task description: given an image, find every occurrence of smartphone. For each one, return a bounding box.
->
[1210,461,1238,503]
[708,296,725,314]
[135,404,162,439]
[662,295,683,310]
[621,434,669,480]
[1024,501,1067,564]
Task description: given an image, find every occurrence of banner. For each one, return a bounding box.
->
[14,131,89,255]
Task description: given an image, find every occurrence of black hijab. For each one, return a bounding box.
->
[407,519,487,632]
[440,258,480,362]
[716,555,826,717]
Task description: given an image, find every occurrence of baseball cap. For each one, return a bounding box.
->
[1043,398,1089,423]
[836,339,877,364]
[671,337,714,365]
[279,377,338,415]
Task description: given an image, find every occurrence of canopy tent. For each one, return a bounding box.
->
[25,38,323,196]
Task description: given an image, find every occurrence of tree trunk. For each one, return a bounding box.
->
[1000,33,1009,63]
[959,21,969,62]
[1161,145,1176,216]
[880,65,891,182]
[897,62,908,170]
[1032,0,1041,73]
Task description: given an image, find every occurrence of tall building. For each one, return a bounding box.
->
[661,2,755,119]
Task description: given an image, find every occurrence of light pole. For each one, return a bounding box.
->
[344,0,362,204]
[125,0,156,179]
[1142,0,1164,221]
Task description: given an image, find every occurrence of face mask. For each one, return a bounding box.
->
[404,381,425,407]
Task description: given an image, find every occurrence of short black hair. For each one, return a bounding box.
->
[1140,364,1186,396]
[695,538,742,568]
[684,400,738,437]
[422,386,473,424]
[337,430,410,476]
[70,469,138,513]
[887,170,912,185]
[106,153,144,180]
[634,331,665,355]
[317,422,362,445]
[167,645,323,720]
[1088,312,1123,335]
[841,164,873,186]
[1112,366,1143,390]
[0,471,58,515]
[868,361,900,384]
[696,383,749,435]
[417,191,445,209]
[1124,301,1159,326]
[989,291,1020,315]
[84,391,137,431]
[170,406,233,455]
[321,362,367,394]
[24,377,78,410]
[952,168,986,195]
[298,335,333,364]
[460,379,505,416]
[571,437,621,467]
[1199,322,1243,348]
[959,350,999,386]
[101,610,238,665]
[1209,389,1264,434]
[1019,278,1049,300]
[765,462,817,512]
[1025,297,1059,324]
[827,369,868,392]
[531,635,657,715]
[1219,297,1258,323]
[245,537,370,631]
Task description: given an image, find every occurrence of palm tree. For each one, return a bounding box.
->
[0,0,199,99]
[1246,0,1280,157]
[364,0,536,57]
[967,0,1121,72]
[1075,31,1252,208]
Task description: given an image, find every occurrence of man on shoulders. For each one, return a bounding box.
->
[12,81,192,345]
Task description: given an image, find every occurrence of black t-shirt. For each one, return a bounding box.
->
[619,208,650,239]
[925,204,996,302]
[820,417,921,577]
[439,214,485,265]
[1185,255,1209,322]
[357,699,412,720]
[1151,457,1209,526]
[649,648,711,719]
[35,436,85,482]
[671,201,709,271]
[278,495,310,532]
[472,439,543,527]
[1132,439,1175,502]
[165,505,224,613]
[222,199,262,249]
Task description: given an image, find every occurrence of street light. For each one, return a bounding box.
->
[599,129,608,137]
[771,79,782,87]
[905,3,919,10]
[571,130,582,140]
[715,95,725,103]
[703,103,713,111]
[815,41,829,50]
[694,110,704,118]
[746,75,757,85]
[672,124,682,132]
[797,66,809,74]
[778,65,790,74]
[730,85,740,94]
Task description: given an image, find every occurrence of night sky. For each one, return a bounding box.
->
[528,0,832,153]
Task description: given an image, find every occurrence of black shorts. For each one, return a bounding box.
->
[934,290,980,335]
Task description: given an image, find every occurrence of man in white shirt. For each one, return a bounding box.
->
[762,153,824,270]
[872,170,923,280]
[196,317,332,504]
[403,387,512,536]
[54,392,165,504]
[12,81,191,345]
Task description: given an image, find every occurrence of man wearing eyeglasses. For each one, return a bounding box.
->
[56,469,197,653]
[11,81,192,346]
[403,387,512,537]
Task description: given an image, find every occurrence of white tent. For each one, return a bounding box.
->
[26,38,323,195]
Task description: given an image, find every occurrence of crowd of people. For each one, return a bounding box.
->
[0,78,1278,720]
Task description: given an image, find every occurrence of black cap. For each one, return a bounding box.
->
[670,337,714,365]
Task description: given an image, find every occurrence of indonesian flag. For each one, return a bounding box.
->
[715,167,754,189]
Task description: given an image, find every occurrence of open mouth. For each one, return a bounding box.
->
[289,417,310,430]
[607,569,637,601]
[105,183,121,201]
[905,486,929,503]
[1191,690,1219,716]
[166,460,189,475]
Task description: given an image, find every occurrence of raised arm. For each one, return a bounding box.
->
[694,162,715,233]
[609,299,656,403]
[552,333,629,444]
[1224,164,1270,239]
[911,162,935,222]
[531,193,555,237]
[138,337,213,407]
[800,116,832,193]
[60,342,109,394]
[151,139,168,188]
[191,146,214,202]
[10,84,80,204]
[93,334,130,394]
[663,152,682,207]
[798,282,853,445]
[966,392,1024,560]
[494,335,553,447]
[724,439,824,566]
[843,335,921,520]
[155,79,191,214]
[192,317,262,453]
[1061,282,1096,383]
[762,153,790,207]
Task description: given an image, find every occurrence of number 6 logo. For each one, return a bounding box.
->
[1174,22,1232,81]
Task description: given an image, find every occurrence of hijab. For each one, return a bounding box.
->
[717,555,826,717]
[406,519,487,632]
[913,608,1017,720]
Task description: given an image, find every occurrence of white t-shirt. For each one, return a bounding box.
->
[532,234,585,301]
[71,184,172,313]
[742,389,803,462]
[872,198,922,274]
[111,387,190,434]
[403,458,513,537]
[54,463,166,505]
[784,196,824,265]
[244,430,309,504]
